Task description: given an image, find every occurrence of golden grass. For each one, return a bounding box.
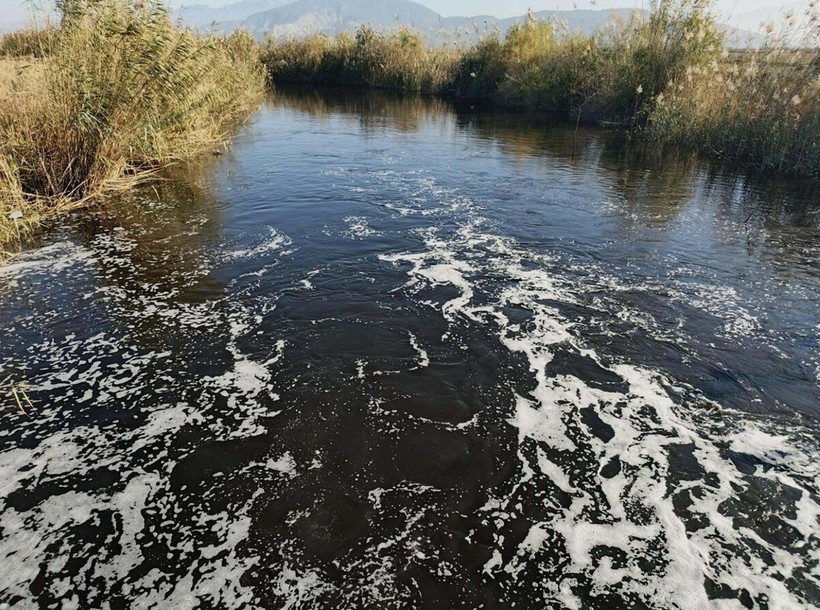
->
[0,58,43,92]
[0,0,266,260]
[263,1,819,178]
[1,382,34,416]
[650,5,820,176]
[263,27,458,93]
[263,1,723,126]
[0,28,53,59]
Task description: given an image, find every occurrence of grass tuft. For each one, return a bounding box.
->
[262,26,458,94]
[649,3,820,176]
[261,0,819,178]
[0,28,54,59]
[0,0,265,258]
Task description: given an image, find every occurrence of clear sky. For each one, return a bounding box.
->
[0,0,796,27]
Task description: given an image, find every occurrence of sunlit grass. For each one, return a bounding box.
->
[1,381,35,416]
[0,0,266,259]
[262,0,819,178]
[263,27,458,94]
[650,3,820,176]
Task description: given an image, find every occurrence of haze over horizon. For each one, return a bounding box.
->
[418,0,792,19]
[0,0,802,27]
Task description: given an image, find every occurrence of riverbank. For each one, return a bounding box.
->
[1,0,817,260]
[0,0,265,261]
[262,2,819,180]
[1,84,817,609]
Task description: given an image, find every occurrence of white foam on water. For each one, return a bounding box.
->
[272,564,333,610]
[2,158,818,609]
[407,332,430,369]
[380,251,476,323]
[343,216,376,239]
[382,197,820,608]
[298,269,321,291]
[208,313,286,439]
[267,453,298,477]
[223,227,293,261]
[0,222,291,609]
[0,241,95,280]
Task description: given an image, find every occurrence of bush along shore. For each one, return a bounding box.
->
[262,0,820,179]
[1,0,817,258]
[0,0,265,260]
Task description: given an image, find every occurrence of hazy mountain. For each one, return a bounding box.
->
[231,0,647,41]
[498,9,641,36]
[732,2,806,32]
[237,0,443,39]
[731,2,813,44]
[178,0,761,47]
[178,0,293,28]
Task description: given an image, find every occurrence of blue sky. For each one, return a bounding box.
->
[0,0,796,27]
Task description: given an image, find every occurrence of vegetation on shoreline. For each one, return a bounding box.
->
[261,27,456,94]
[0,0,265,259]
[651,17,820,177]
[262,0,819,178]
[0,28,54,59]
[0,0,817,260]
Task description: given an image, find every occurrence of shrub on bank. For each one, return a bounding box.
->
[451,1,722,124]
[650,7,820,177]
[0,28,54,58]
[264,1,722,126]
[0,0,265,257]
[261,0,818,177]
[262,27,457,93]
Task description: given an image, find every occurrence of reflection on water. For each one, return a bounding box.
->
[1,86,818,609]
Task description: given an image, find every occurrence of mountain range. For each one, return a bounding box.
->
[179,0,763,45]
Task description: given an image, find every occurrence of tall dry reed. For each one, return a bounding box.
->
[263,0,722,126]
[0,28,54,58]
[650,2,820,176]
[451,0,722,124]
[262,27,457,94]
[0,0,265,258]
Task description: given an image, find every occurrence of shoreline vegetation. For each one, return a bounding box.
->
[261,1,819,178]
[0,0,818,258]
[0,0,265,260]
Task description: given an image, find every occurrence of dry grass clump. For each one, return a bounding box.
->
[264,1,723,127]
[0,58,44,91]
[650,3,820,176]
[453,1,722,125]
[1,381,35,416]
[0,0,265,259]
[0,28,54,58]
[262,27,458,93]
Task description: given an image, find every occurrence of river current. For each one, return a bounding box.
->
[1,88,818,609]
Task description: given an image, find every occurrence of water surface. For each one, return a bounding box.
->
[1,87,819,609]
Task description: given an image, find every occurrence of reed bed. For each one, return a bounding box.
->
[649,3,820,176]
[263,27,458,94]
[0,0,265,259]
[263,0,722,124]
[262,0,819,178]
[0,28,54,58]
[452,1,721,127]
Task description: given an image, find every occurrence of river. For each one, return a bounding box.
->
[1,87,818,609]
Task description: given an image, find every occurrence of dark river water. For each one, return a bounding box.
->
[1,87,819,609]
